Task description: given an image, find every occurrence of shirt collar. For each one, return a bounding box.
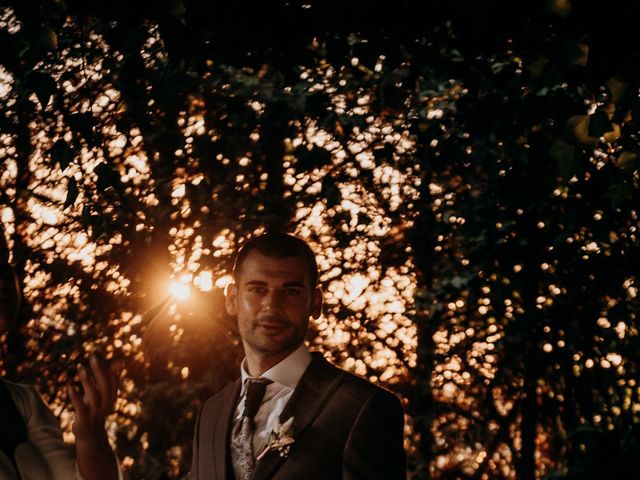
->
[240,343,312,392]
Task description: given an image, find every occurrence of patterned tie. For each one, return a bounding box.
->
[231,377,272,480]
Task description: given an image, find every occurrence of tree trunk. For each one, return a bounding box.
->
[407,172,438,478]
[260,100,290,232]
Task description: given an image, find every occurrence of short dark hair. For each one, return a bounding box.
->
[233,233,319,287]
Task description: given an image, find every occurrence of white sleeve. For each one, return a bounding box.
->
[7,381,82,480]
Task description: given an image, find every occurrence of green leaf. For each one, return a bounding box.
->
[615,151,638,172]
[322,176,342,208]
[168,0,187,22]
[37,28,58,52]
[588,110,613,138]
[94,163,121,193]
[373,144,395,165]
[566,115,598,147]
[81,204,91,230]
[559,40,589,68]
[356,213,372,227]
[606,76,628,104]
[68,112,97,144]
[547,0,572,17]
[606,180,633,207]
[305,92,331,115]
[526,55,549,83]
[450,276,467,289]
[338,113,368,131]
[27,72,56,110]
[64,177,79,210]
[294,146,332,172]
[48,139,74,171]
[550,139,579,180]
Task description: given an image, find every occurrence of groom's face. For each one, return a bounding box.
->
[226,251,322,360]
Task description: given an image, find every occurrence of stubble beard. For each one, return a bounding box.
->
[242,318,307,358]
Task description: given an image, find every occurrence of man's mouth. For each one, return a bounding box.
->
[256,319,288,333]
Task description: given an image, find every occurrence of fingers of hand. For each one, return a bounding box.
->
[110,359,124,379]
[69,352,123,424]
[90,353,114,415]
[107,363,122,409]
[67,383,87,418]
[79,364,101,415]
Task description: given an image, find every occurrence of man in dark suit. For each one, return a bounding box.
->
[190,233,406,479]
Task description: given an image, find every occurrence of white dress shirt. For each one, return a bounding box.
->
[234,344,312,457]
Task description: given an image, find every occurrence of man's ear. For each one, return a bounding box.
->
[225,282,238,316]
[310,286,323,319]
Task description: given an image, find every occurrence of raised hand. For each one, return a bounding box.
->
[68,352,122,480]
[68,353,120,439]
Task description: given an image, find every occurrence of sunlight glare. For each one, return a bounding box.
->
[168,279,191,300]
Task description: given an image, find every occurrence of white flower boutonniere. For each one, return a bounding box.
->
[256,416,295,460]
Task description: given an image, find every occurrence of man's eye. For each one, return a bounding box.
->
[284,288,302,296]
[247,286,266,294]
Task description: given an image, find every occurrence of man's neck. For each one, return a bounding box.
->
[243,345,302,377]
[244,353,289,377]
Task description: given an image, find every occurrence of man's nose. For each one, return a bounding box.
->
[261,288,283,308]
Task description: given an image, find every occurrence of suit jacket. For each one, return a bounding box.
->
[191,352,406,480]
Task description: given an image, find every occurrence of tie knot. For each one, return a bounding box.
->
[243,377,272,420]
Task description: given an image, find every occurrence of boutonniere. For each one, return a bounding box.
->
[256,416,295,460]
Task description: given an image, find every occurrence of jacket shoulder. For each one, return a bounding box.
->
[202,380,238,407]
[311,352,401,404]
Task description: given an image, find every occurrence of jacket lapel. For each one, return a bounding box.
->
[251,353,343,480]
[214,380,241,480]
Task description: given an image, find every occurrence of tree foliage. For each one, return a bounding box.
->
[1,0,639,478]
